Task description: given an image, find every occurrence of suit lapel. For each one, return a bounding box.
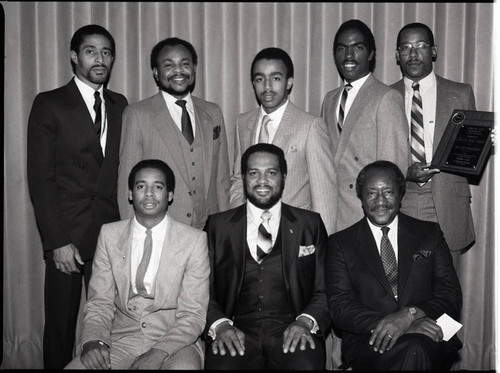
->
[228,206,248,294]
[246,109,261,146]
[193,98,214,198]
[272,102,296,154]
[434,76,450,154]
[279,204,300,294]
[396,214,420,296]
[150,93,191,188]
[113,219,134,307]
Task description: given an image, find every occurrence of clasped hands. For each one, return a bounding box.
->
[211,317,315,357]
[368,310,443,354]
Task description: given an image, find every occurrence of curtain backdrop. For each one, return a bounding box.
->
[2,2,495,369]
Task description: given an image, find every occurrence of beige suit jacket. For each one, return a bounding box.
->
[392,75,476,251]
[229,101,337,235]
[321,74,409,232]
[80,216,209,358]
[118,93,230,229]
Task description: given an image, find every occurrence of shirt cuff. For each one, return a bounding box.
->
[296,313,319,334]
[208,318,233,340]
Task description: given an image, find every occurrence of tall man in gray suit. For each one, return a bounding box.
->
[391,23,477,272]
[321,19,409,232]
[230,47,337,235]
[65,159,209,369]
[118,37,230,229]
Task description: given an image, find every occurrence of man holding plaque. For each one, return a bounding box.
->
[391,22,476,271]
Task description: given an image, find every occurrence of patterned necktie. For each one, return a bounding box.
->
[410,82,426,163]
[258,115,271,143]
[93,91,102,136]
[380,226,398,299]
[175,100,194,145]
[136,228,153,295]
[337,83,352,133]
[256,210,272,262]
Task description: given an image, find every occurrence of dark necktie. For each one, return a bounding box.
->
[258,115,271,143]
[256,210,272,262]
[175,99,194,145]
[337,83,352,133]
[380,226,398,299]
[410,82,426,163]
[136,228,153,295]
[93,91,102,136]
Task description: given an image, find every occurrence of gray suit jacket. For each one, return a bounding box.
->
[321,74,409,232]
[81,216,209,358]
[229,101,337,235]
[118,93,230,229]
[391,75,476,251]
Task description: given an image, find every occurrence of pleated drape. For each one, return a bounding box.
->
[2,2,495,369]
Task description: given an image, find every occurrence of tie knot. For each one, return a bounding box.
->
[262,115,271,126]
[146,228,152,237]
[381,226,390,236]
[94,91,101,100]
[345,83,353,91]
[261,210,272,222]
[176,99,187,108]
[412,82,420,91]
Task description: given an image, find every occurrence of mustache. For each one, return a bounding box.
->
[370,204,392,211]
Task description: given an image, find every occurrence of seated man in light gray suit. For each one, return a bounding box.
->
[65,159,209,369]
[230,47,337,235]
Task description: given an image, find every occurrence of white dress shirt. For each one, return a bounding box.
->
[74,76,107,154]
[336,73,371,123]
[253,99,289,144]
[366,215,399,262]
[160,91,196,137]
[403,72,437,164]
[130,214,169,295]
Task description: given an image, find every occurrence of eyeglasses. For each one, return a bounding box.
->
[397,41,432,55]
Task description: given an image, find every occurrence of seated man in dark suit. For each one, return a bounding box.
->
[326,160,462,370]
[204,143,331,370]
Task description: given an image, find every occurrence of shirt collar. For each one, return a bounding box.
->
[133,213,169,234]
[403,71,435,94]
[366,214,399,237]
[247,199,282,223]
[161,90,194,109]
[345,72,371,90]
[259,98,289,122]
[74,75,103,98]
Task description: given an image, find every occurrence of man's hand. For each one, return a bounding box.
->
[282,316,315,353]
[212,322,245,357]
[129,348,169,369]
[81,340,111,369]
[369,309,413,354]
[406,162,440,183]
[405,317,443,342]
[53,243,84,274]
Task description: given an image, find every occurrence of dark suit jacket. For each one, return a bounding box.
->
[325,213,462,361]
[392,75,476,251]
[27,78,128,261]
[204,203,331,338]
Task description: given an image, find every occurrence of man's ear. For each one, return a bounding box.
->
[431,45,437,62]
[70,50,78,65]
[395,50,400,65]
[152,67,159,82]
[128,190,133,203]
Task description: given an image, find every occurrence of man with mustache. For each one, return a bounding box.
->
[118,37,230,230]
[65,159,209,369]
[229,47,337,236]
[326,160,462,370]
[391,23,477,273]
[204,143,331,370]
[27,24,128,369]
[321,19,409,233]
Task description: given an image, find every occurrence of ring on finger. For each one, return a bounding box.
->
[387,334,393,339]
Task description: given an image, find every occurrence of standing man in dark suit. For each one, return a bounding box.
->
[326,160,462,370]
[118,37,230,229]
[321,19,409,232]
[229,47,337,235]
[27,24,128,369]
[204,143,331,370]
[391,22,476,272]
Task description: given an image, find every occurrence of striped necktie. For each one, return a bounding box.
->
[410,82,426,163]
[380,226,398,299]
[256,210,272,262]
[337,83,352,133]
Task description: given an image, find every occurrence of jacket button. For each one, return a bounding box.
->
[90,194,96,200]
[349,184,353,189]
[187,213,192,218]
[354,156,359,161]
[141,322,147,328]
[78,163,85,169]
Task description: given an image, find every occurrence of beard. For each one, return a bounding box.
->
[243,182,284,210]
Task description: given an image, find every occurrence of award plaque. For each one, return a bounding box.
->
[430,110,494,177]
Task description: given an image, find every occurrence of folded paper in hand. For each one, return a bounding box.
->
[436,313,462,341]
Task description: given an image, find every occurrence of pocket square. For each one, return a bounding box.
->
[213,125,221,140]
[413,250,432,262]
[298,245,315,257]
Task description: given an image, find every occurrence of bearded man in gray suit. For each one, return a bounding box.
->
[230,47,337,235]
[391,22,478,273]
[118,37,230,230]
[321,19,409,233]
